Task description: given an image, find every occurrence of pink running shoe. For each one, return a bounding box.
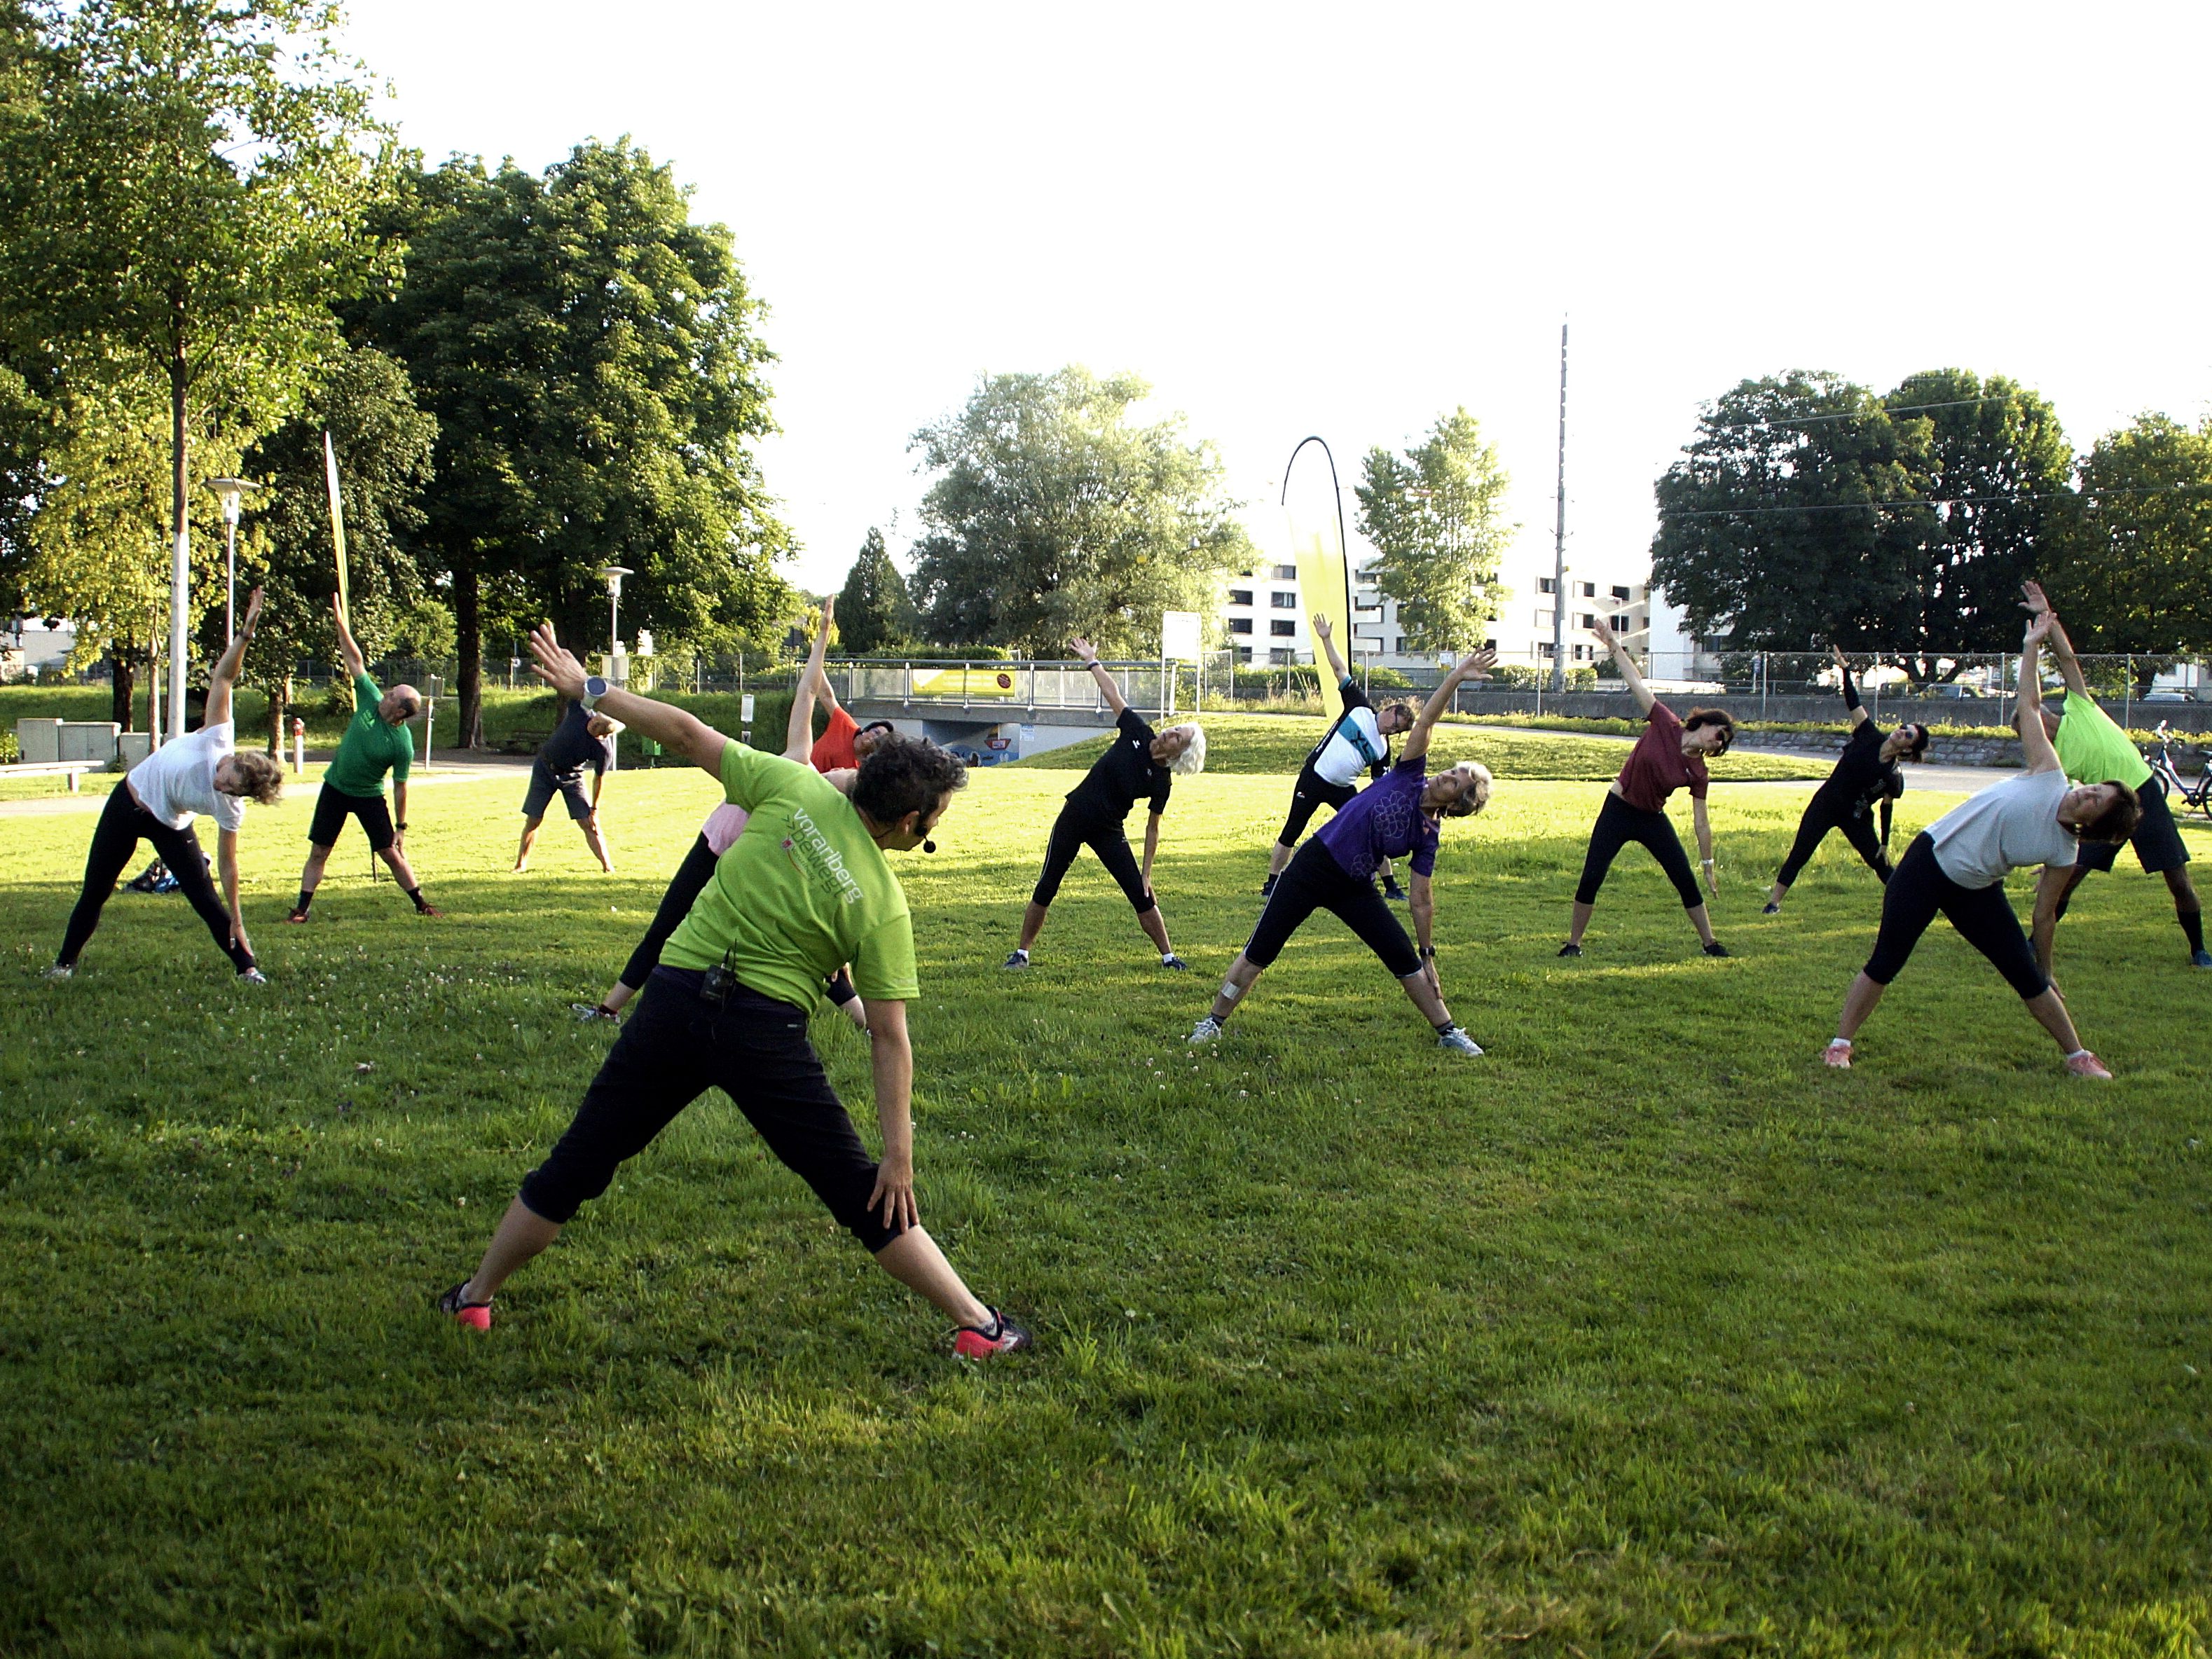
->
[953,1309,1032,1358]
[1822,1040,1853,1069]
[439,1283,492,1330]
[2064,1050,2113,1080]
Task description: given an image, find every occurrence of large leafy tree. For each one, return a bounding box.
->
[1353,408,1514,652]
[361,142,792,746]
[0,0,390,708]
[907,367,1252,656]
[2045,415,2212,655]
[835,525,911,654]
[233,345,437,752]
[1651,372,1932,657]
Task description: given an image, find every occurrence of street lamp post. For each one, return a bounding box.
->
[205,479,257,643]
[600,565,634,773]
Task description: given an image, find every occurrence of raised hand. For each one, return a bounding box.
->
[2023,610,2054,647]
[1590,614,1617,651]
[2022,579,2051,616]
[1454,647,1497,681]
[241,587,265,633]
[1310,612,1333,640]
[1069,637,1099,664]
[526,621,589,701]
[820,595,836,633]
[1832,642,1848,668]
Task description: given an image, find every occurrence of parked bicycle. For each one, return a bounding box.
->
[2148,721,2212,819]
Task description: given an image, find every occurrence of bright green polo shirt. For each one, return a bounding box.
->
[660,742,920,1012]
[324,672,415,797]
[2056,694,2150,790]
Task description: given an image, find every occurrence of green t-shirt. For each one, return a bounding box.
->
[661,742,920,1013]
[324,671,415,797]
[2056,694,2150,790]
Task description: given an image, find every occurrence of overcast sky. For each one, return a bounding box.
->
[345,0,2212,597]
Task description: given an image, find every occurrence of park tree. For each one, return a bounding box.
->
[2043,414,2212,656]
[0,0,390,710]
[1652,372,1935,659]
[362,141,792,746]
[835,526,911,653]
[234,345,437,752]
[906,368,1252,656]
[1352,408,1514,652]
[1881,369,2074,656]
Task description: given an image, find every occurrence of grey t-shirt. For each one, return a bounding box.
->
[1926,768,2077,889]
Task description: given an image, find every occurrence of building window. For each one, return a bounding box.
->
[1573,643,1593,660]
[1534,608,1554,628]
[1237,646,1253,663]
[1272,564,1297,581]
[1269,647,1296,665]
[1270,591,1297,609]
[1577,581,1595,598]
[1611,613,1631,631]
[1537,577,1557,595]
[1483,639,1497,653]
[1611,584,1631,603]
[1228,617,1253,635]
[1538,641,1556,659]
[1228,588,1253,607]
[1577,612,1597,630]
[1269,618,1296,636]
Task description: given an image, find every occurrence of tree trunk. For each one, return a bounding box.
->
[267,676,288,756]
[454,563,484,747]
[111,652,135,729]
[170,343,189,726]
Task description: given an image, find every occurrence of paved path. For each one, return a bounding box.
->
[0,752,530,818]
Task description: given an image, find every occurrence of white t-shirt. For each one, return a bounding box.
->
[128,721,245,834]
[1313,705,1387,788]
[1927,768,2077,889]
[701,802,750,856]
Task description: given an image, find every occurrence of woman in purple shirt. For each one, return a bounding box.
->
[1188,648,1497,1054]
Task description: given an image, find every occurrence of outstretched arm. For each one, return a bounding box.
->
[2015,613,2061,775]
[329,593,366,680]
[1693,796,1718,897]
[785,598,834,761]
[527,624,727,778]
[1834,645,1870,730]
[1311,612,1351,682]
[2022,581,2090,699]
[864,999,919,1232]
[1071,637,1127,716]
[2032,862,2071,977]
[205,588,263,728]
[1591,616,1655,714]
[1401,647,1497,764]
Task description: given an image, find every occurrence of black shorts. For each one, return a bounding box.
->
[1242,838,1423,979]
[523,759,595,823]
[1277,761,1359,848]
[1031,804,1155,914]
[2073,775,2190,874]
[308,783,395,853]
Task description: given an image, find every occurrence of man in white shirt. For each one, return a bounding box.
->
[48,589,287,981]
[1261,614,1415,898]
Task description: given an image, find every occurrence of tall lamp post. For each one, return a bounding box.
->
[205,479,258,643]
[600,565,633,773]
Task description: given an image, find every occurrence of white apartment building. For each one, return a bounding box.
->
[1218,560,1314,665]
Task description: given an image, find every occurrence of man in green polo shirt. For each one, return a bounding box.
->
[288,596,441,921]
[439,620,1031,1358]
[2025,581,2207,966]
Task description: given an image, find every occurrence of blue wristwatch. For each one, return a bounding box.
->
[582,675,610,710]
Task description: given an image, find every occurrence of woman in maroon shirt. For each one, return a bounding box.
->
[1560,617,1736,958]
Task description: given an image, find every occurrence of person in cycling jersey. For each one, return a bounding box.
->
[1260,613,1416,901]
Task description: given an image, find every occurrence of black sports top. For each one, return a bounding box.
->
[1064,707,1172,821]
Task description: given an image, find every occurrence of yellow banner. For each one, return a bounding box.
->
[1287,518,1351,722]
[910,666,1019,698]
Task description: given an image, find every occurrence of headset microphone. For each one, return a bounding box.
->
[923,838,937,854]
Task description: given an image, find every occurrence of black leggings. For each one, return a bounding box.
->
[1242,839,1422,978]
[519,969,900,1251]
[618,833,858,1007]
[1276,762,1357,848]
[1031,804,1155,914]
[1863,834,2048,1000]
[1574,791,1703,909]
[58,783,255,973]
[1776,790,1892,887]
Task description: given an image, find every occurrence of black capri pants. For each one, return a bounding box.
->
[307,782,396,853]
[1862,834,2049,1000]
[1776,790,1892,887]
[1242,839,1423,978]
[1277,762,1358,848]
[1574,790,1703,909]
[58,783,256,973]
[519,968,899,1251]
[618,833,857,1009]
[1031,804,1156,914]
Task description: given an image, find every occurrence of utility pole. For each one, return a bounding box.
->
[1550,320,1569,694]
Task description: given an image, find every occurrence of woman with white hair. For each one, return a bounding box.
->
[1189,647,1497,1054]
[1003,636,1205,973]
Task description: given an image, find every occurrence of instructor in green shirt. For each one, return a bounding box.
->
[440,621,1031,1358]
[2024,581,2207,968]
[288,596,441,922]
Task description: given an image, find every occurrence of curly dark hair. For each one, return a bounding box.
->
[2075,782,2142,846]
[851,736,968,827]
[1684,708,1736,755]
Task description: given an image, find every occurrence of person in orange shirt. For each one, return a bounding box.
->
[807,652,895,773]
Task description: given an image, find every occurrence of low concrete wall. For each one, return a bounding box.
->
[1438,687,2212,732]
[1740,729,2212,771]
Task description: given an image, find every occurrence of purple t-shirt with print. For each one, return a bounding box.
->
[1315,757,1438,880]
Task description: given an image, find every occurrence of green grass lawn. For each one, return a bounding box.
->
[2,748,2208,1656]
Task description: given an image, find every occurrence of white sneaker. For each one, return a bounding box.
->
[240,968,269,985]
[1001,949,1030,970]
[1187,1015,1223,1044]
[1437,1026,1484,1056]
[40,964,74,980]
